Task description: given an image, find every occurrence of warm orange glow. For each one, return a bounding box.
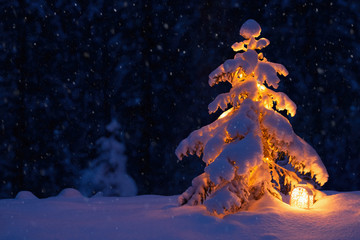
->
[218,108,233,119]
[257,83,266,91]
[290,185,314,209]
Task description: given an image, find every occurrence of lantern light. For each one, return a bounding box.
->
[290,184,314,209]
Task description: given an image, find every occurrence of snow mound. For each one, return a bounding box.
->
[58,188,84,198]
[1,192,360,240]
[92,191,104,198]
[15,191,38,200]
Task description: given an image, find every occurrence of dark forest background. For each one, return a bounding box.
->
[0,0,359,198]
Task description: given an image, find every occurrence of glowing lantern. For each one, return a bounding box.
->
[290,184,314,209]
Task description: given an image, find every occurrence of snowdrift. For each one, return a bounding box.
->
[1,189,360,240]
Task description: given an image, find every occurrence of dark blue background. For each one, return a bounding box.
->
[0,0,359,198]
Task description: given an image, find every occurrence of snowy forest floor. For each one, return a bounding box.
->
[1,189,360,240]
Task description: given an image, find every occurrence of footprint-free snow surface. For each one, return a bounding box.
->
[1,189,360,240]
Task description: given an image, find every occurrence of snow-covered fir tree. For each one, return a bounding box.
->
[79,119,137,197]
[176,19,329,216]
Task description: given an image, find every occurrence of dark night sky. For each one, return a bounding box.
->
[0,0,359,198]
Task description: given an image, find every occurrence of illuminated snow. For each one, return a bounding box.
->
[1,190,360,240]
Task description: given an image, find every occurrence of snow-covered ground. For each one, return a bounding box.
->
[1,189,360,240]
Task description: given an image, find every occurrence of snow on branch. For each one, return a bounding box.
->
[262,108,328,185]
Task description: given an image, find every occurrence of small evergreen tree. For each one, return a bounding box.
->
[176,19,328,216]
[79,119,137,197]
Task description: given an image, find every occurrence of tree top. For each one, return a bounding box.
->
[240,19,261,39]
